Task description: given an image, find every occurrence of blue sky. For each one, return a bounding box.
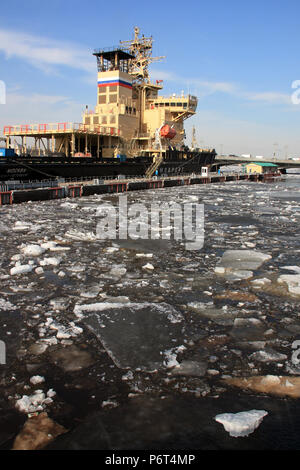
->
[0,0,299,157]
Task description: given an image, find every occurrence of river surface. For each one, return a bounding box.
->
[1,175,300,450]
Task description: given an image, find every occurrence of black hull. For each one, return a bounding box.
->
[0,151,216,182]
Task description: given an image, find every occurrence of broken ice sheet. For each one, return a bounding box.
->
[214,250,272,281]
[277,274,300,296]
[77,302,184,370]
[215,410,268,437]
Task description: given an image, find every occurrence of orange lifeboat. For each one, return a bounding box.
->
[160,124,176,139]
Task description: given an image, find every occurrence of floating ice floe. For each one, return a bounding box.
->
[21,244,46,257]
[80,286,101,299]
[65,230,99,241]
[281,266,300,274]
[171,360,207,377]
[215,409,268,437]
[12,221,41,232]
[214,250,272,281]
[187,302,236,326]
[45,318,83,339]
[49,297,70,311]
[122,370,134,381]
[105,247,119,254]
[74,301,184,370]
[101,400,119,409]
[10,254,22,262]
[244,242,256,248]
[41,241,70,252]
[39,257,62,267]
[35,267,44,275]
[29,376,45,385]
[251,278,272,287]
[0,298,17,310]
[249,349,288,363]
[10,265,34,276]
[109,266,127,277]
[15,389,56,414]
[74,301,131,318]
[60,202,78,209]
[142,263,154,270]
[162,346,186,369]
[224,375,300,398]
[28,342,49,355]
[277,274,300,296]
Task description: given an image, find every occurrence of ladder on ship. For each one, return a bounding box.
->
[145,154,164,178]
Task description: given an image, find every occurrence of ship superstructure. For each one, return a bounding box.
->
[1,27,216,181]
[4,28,199,158]
[84,26,198,158]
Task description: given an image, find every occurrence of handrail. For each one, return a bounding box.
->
[3,123,120,136]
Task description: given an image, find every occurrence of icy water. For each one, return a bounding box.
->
[1,176,300,450]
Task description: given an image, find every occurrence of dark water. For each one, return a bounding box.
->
[0,176,300,449]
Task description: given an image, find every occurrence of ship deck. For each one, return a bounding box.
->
[3,122,119,138]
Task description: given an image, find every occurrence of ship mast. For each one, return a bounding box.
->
[120,27,165,83]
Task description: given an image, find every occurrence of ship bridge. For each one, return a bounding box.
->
[147,94,197,120]
[93,47,134,73]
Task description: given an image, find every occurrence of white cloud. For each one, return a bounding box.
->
[241,91,291,105]
[151,68,291,105]
[0,28,291,106]
[0,29,94,75]
[0,91,89,133]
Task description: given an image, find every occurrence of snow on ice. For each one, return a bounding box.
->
[215,410,268,437]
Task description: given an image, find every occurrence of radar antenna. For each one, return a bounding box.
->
[120,26,165,82]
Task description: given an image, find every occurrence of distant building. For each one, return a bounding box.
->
[244,162,278,174]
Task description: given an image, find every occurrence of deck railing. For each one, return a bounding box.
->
[3,123,120,137]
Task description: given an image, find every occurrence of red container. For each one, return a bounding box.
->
[160,125,176,139]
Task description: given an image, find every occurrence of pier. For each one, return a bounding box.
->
[0,171,282,206]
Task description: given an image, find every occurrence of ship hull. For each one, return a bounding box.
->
[0,150,215,182]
